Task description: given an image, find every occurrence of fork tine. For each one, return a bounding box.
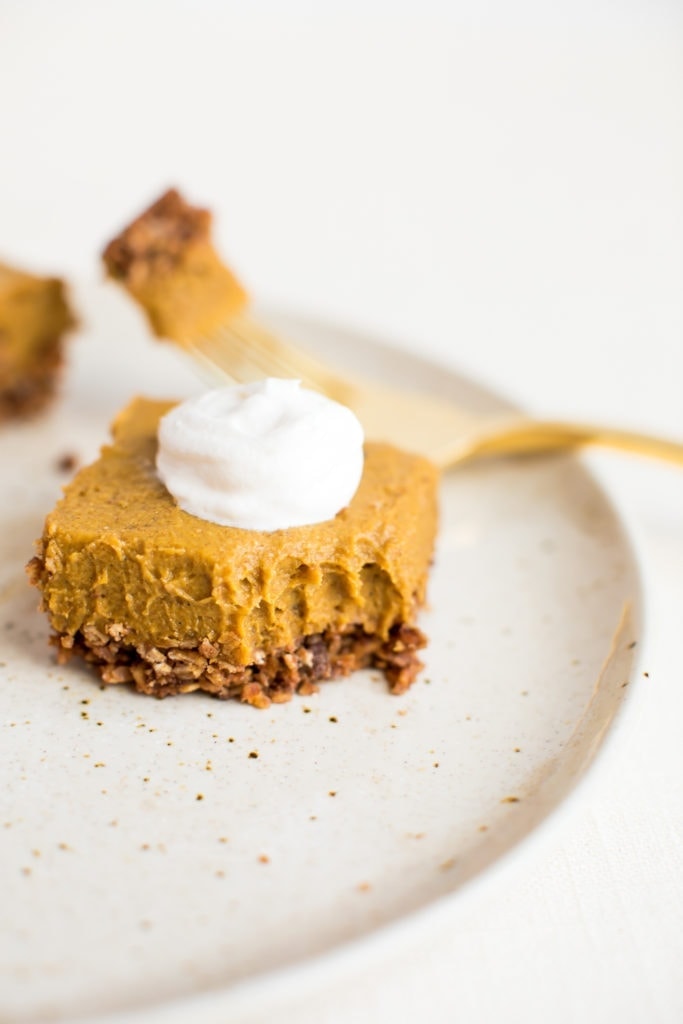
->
[230,313,359,405]
[192,316,347,396]
[225,318,323,383]
[193,325,301,384]
[221,322,308,381]
[183,338,235,383]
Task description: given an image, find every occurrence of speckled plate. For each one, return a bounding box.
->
[0,285,642,1024]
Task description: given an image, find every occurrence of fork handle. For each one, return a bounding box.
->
[451,418,683,469]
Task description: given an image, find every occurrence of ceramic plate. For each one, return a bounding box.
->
[0,285,642,1023]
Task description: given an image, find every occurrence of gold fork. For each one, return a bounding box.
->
[103,189,683,471]
[182,311,683,471]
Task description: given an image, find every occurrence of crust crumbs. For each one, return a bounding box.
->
[0,339,65,421]
[47,620,426,707]
[102,189,212,287]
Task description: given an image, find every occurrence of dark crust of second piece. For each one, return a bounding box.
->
[102,189,211,287]
[0,337,64,421]
[47,618,426,708]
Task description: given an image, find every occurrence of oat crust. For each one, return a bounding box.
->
[43,612,426,708]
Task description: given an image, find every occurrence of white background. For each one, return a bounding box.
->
[1,2,682,1021]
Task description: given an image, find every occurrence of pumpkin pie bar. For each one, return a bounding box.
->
[0,261,76,420]
[28,397,438,706]
[102,189,248,342]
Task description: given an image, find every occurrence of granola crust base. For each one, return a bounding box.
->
[50,619,427,708]
[102,188,212,287]
[0,335,64,421]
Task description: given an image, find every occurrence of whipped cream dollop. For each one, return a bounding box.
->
[156,379,365,531]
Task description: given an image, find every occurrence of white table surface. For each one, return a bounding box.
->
[1,2,682,1022]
